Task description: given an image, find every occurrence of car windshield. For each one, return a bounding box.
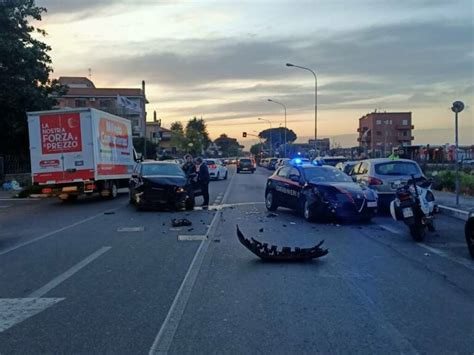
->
[375,161,421,176]
[240,159,251,163]
[322,158,346,166]
[303,167,353,183]
[141,163,185,176]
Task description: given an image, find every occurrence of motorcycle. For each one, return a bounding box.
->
[390,175,436,241]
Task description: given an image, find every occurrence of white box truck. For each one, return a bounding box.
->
[27,108,136,200]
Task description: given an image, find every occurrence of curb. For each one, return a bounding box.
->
[438,204,469,221]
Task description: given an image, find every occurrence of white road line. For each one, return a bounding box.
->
[0,205,123,257]
[149,170,235,354]
[177,235,207,241]
[438,204,469,215]
[418,244,474,272]
[378,224,402,235]
[28,246,111,298]
[377,223,474,272]
[117,227,145,232]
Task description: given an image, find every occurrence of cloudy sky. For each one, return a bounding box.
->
[36,0,473,147]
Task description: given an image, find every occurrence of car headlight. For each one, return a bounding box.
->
[176,187,185,193]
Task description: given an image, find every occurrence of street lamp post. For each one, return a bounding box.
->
[451,101,464,206]
[286,63,317,156]
[258,117,273,156]
[268,99,287,157]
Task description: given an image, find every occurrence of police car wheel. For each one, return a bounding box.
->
[265,190,278,211]
[303,200,315,221]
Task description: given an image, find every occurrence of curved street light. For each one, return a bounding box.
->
[286,63,318,156]
[258,117,273,156]
[267,99,287,157]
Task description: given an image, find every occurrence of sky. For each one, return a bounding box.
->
[35,0,474,148]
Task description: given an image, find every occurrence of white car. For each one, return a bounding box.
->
[205,159,228,180]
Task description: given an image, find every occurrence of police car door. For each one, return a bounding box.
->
[274,166,291,208]
[287,167,302,208]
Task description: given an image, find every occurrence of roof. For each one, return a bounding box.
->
[64,87,144,97]
[58,76,95,87]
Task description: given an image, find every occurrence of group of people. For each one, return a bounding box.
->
[181,154,210,207]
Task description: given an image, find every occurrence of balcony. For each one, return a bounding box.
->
[396,125,414,130]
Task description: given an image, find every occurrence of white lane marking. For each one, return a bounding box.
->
[178,235,207,241]
[377,224,474,272]
[0,298,64,332]
[149,170,235,354]
[0,206,122,257]
[0,198,40,201]
[378,224,402,235]
[418,244,474,272]
[28,246,111,298]
[117,227,145,232]
[0,205,11,209]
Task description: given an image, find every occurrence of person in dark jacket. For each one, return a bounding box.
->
[182,154,195,177]
[195,157,210,207]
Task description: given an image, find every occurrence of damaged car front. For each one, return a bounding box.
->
[129,161,194,210]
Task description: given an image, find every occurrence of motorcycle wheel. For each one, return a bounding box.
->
[409,224,425,242]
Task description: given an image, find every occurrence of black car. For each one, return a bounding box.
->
[466,211,474,258]
[129,161,195,210]
[237,158,255,173]
[265,162,378,222]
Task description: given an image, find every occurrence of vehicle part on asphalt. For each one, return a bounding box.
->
[266,212,278,218]
[171,218,192,227]
[236,225,328,261]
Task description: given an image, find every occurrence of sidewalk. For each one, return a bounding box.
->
[433,190,473,220]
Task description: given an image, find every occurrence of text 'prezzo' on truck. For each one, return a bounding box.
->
[27,108,137,201]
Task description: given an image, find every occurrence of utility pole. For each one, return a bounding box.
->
[451,101,464,206]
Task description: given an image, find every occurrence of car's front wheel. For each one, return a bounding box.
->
[265,190,278,211]
[303,200,316,222]
[224,171,228,180]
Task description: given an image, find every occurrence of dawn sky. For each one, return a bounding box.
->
[36,0,473,148]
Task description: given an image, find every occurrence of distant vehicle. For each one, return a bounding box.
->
[466,211,474,258]
[275,158,290,169]
[204,159,228,180]
[350,158,424,208]
[461,159,474,167]
[267,158,279,170]
[237,158,255,173]
[260,158,269,168]
[265,162,378,222]
[335,161,357,175]
[129,161,195,210]
[314,156,348,167]
[27,108,135,201]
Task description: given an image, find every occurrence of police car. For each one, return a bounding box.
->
[265,159,378,222]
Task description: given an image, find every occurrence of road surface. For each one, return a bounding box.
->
[0,166,473,354]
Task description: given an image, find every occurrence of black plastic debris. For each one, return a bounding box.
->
[259,228,264,233]
[236,225,328,261]
[266,213,278,218]
[171,218,192,227]
[282,224,287,227]
[104,211,115,215]
[188,228,194,232]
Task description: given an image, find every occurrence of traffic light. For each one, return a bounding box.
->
[242,132,247,138]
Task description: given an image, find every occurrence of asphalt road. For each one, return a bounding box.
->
[0,166,473,354]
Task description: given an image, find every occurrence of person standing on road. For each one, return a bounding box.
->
[182,154,195,177]
[195,157,210,207]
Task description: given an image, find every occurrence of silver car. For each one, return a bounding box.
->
[350,158,424,208]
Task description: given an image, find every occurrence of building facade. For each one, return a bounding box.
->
[54,77,148,137]
[357,111,414,158]
[146,122,177,155]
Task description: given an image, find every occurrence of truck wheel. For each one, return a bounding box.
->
[105,182,118,199]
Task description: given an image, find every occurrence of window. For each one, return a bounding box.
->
[376,131,382,136]
[141,163,185,176]
[277,166,290,177]
[376,120,381,125]
[402,119,408,125]
[289,168,300,178]
[403,131,408,137]
[375,162,421,176]
[99,99,112,110]
[75,99,87,107]
[360,162,369,174]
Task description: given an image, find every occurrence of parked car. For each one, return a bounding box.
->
[204,159,228,180]
[237,158,255,173]
[350,158,424,208]
[314,156,348,167]
[275,158,290,169]
[465,211,474,258]
[260,158,269,168]
[268,158,279,170]
[265,161,378,222]
[129,161,195,210]
[335,161,358,175]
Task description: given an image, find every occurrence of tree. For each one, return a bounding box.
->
[259,127,297,147]
[185,117,210,156]
[133,137,158,158]
[250,143,264,156]
[214,133,241,157]
[0,0,66,156]
[170,121,187,152]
